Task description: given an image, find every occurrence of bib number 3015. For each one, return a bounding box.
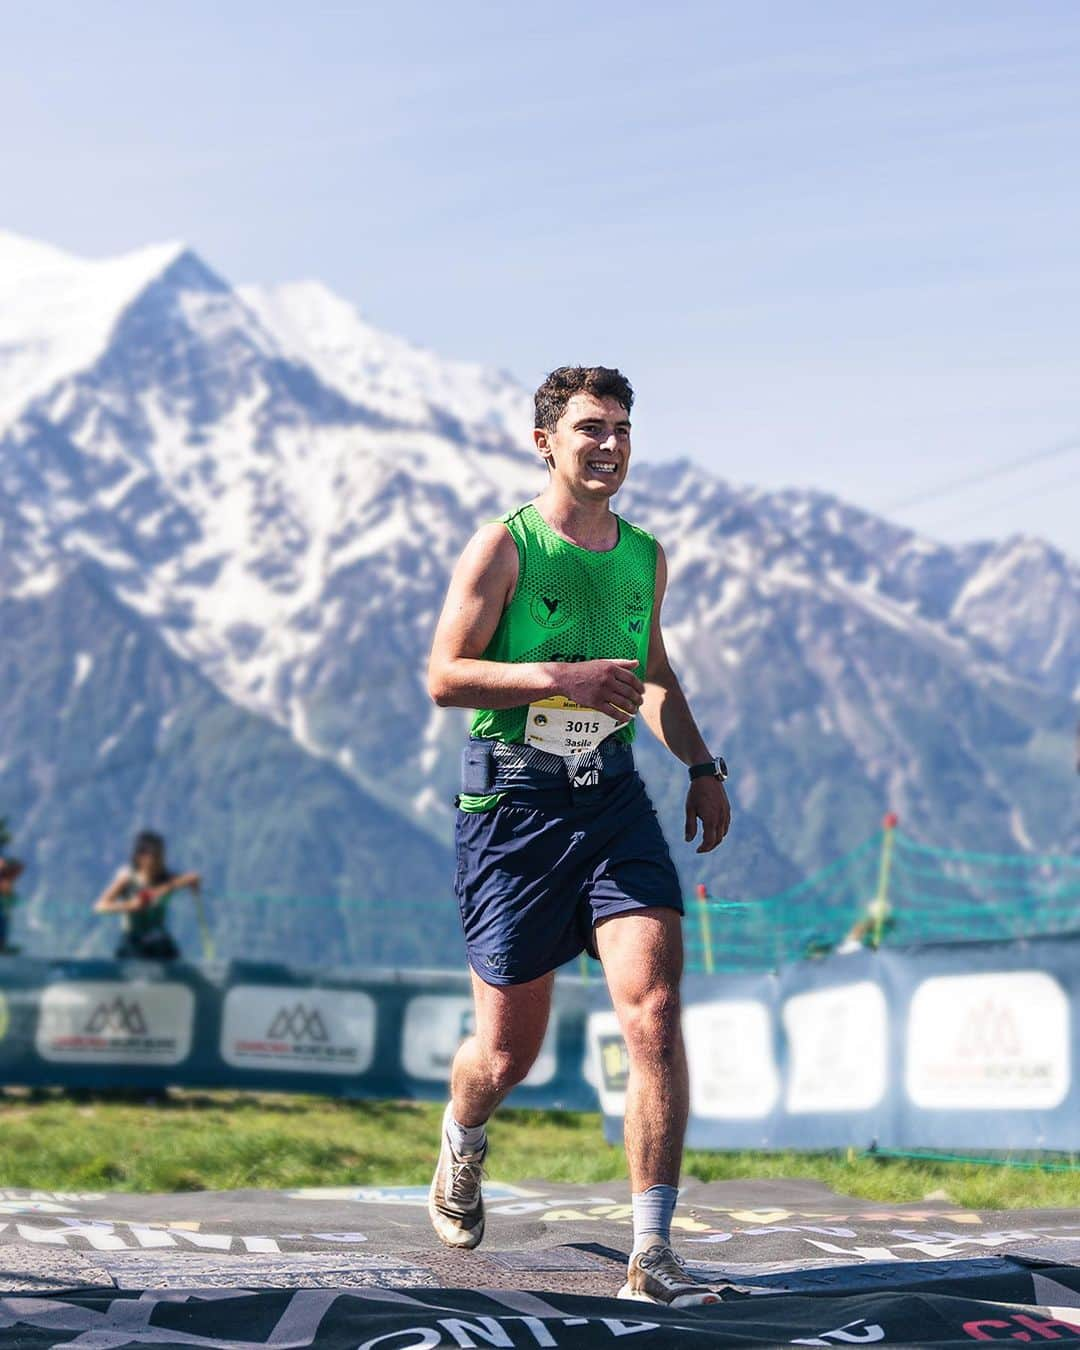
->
[525,696,622,758]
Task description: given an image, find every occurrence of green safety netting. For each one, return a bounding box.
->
[151,827,1078,974]
[681,827,1080,974]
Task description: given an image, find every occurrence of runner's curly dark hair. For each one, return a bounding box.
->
[534,366,634,432]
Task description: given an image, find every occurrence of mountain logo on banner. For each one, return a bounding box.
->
[84,997,148,1036]
[223,987,375,1074]
[956,998,1023,1060]
[267,1004,330,1043]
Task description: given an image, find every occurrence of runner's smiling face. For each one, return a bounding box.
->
[535,393,631,500]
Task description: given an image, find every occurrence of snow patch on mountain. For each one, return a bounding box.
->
[240,279,531,450]
[0,230,1075,884]
[0,230,190,427]
[951,536,1080,696]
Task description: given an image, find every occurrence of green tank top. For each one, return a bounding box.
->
[470,503,657,745]
[117,870,172,939]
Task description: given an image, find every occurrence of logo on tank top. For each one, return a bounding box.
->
[530,591,572,630]
[625,588,648,635]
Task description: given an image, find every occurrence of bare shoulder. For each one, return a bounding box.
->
[455,521,519,588]
[470,520,518,561]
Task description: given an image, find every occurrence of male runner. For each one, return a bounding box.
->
[427,366,736,1306]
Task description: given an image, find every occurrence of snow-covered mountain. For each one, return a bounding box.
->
[0,230,1075,956]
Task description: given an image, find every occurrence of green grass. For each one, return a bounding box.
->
[1,1090,1076,1210]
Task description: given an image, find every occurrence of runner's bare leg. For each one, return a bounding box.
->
[450,969,554,1126]
[595,909,687,1189]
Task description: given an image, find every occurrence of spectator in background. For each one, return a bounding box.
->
[836,897,896,954]
[94,830,200,960]
[0,856,24,954]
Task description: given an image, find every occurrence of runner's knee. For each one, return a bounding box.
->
[485,1045,538,1093]
[620,983,682,1063]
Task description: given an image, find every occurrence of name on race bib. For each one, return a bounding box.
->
[525,696,623,758]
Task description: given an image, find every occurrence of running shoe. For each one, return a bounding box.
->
[428,1104,487,1250]
[618,1236,752,1306]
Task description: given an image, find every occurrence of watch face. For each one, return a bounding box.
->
[715,757,728,780]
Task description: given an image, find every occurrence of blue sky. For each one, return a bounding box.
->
[3,1,1079,555]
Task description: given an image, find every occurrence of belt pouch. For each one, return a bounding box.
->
[461,740,495,794]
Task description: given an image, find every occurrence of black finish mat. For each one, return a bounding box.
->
[0,1179,1078,1345]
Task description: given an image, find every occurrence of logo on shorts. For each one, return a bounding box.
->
[530,592,572,630]
[481,952,512,976]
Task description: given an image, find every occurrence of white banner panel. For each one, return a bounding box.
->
[401,994,557,1087]
[783,980,888,1114]
[36,981,194,1066]
[585,1009,628,1118]
[684,1000,780,1120]
[222,986,376,1076]
[906,970,1070,1110]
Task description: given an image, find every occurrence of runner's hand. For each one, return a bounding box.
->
[556,659,645,724]
[685,777,731,853]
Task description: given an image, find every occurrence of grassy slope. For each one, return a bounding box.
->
[1,1091,1076,1211]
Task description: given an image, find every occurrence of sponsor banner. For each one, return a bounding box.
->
[585,1009,627,1118]
[684,998,780,1120]
[5,935,1080,1148]
[221,985,376,1075]
[783,979,888,1115]
[592,935,1080,1151]
[0,959,591,1107]
[401,994,557,1086]
[35,981,194,1066]
[906,970,1070,1111]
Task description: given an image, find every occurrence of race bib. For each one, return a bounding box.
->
[525,696,622,758]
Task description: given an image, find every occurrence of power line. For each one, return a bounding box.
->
[933,465,1080,534]
[883,436,1080,514]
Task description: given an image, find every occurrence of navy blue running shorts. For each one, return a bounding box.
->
[454,770,684,986]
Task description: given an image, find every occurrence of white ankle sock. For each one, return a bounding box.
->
[444,1103,486,1155]
[631,1184,679,1252]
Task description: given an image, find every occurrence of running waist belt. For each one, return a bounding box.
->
[461,737,635,792]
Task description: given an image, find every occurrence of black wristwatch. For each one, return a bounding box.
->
[689,756,727,782]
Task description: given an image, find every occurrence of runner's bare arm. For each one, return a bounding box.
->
[428,525,645,719]
[153,871,201,901]
[93,868,136,913]
[640,544,730,852]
